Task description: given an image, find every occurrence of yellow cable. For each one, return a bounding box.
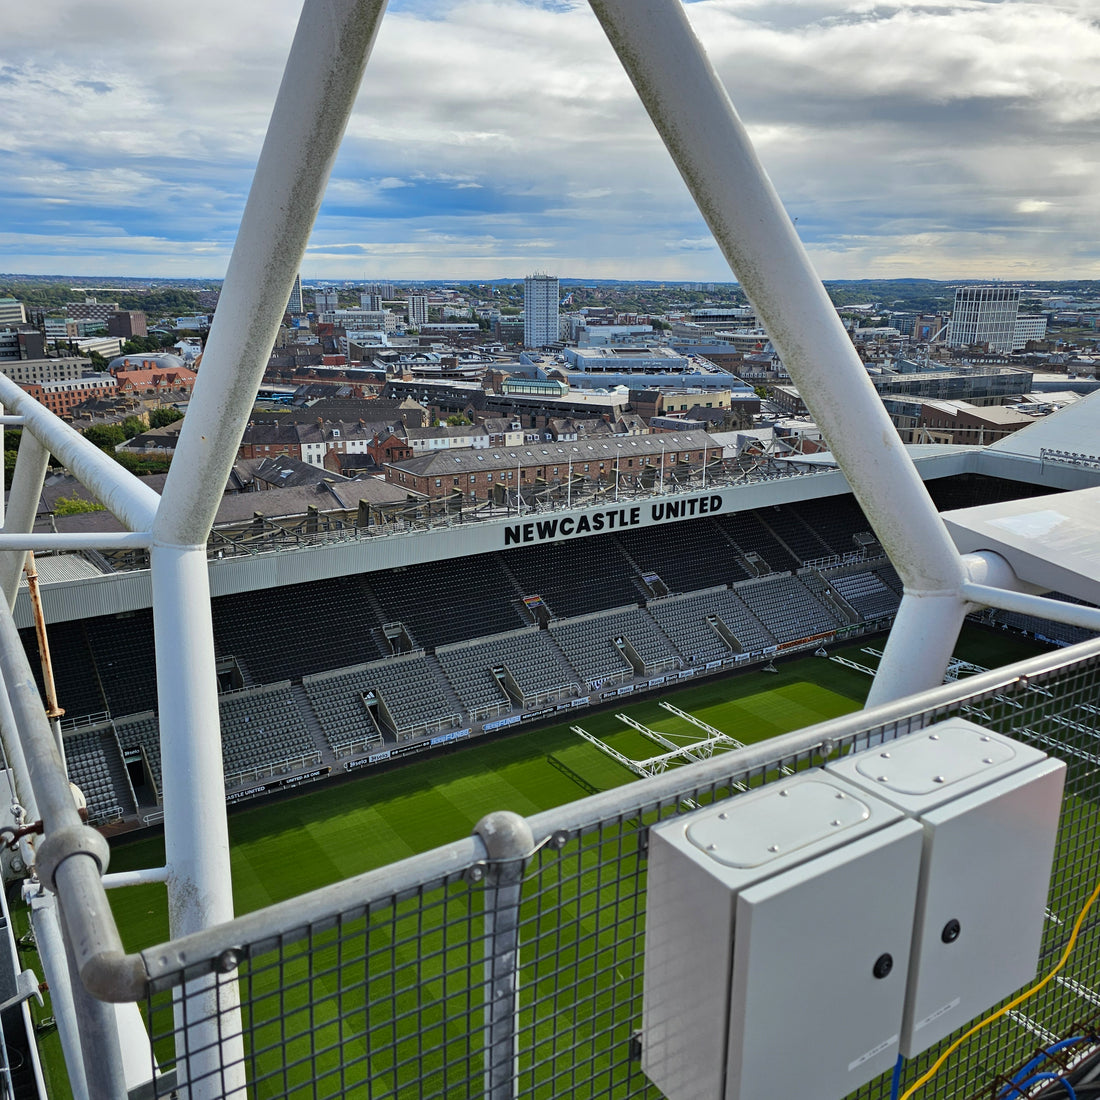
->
[899,877,1100,1100]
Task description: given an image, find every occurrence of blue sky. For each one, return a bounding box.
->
[4,0,1100,282]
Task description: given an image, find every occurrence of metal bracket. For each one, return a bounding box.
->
[0,968,44,1013]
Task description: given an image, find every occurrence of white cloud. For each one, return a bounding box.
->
[3,0,1100,278]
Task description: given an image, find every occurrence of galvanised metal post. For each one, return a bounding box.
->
[148,1,389,1092]
[0,431,49,609]
[58,898,129,1099]
[588,0,969,702]
[474,811,534,1100]
[26,889,89,1100]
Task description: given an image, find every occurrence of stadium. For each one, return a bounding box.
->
[0,3,1098,1100]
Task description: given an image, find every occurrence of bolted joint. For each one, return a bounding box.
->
[35,825,110,894]
[472,811,534,886]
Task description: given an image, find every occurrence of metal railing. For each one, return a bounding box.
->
[118,636,1100,1099]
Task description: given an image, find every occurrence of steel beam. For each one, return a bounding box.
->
[588,0,968,698]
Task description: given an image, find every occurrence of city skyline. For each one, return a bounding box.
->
[4,1,1100,283]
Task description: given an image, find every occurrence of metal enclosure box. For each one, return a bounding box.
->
[827,719,1065,1056]
[642,773,923,1100]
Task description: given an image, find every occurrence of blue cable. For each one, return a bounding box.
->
[1010,1071,1077,1099]
[891,1053,904,1100]
[998,1038,1086,1099]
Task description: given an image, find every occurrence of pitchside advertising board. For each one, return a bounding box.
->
[501,493,725,547]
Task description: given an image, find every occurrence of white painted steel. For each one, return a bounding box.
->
[101,866,170,889]
[0,375,159,534]
[960,582,1100,633]
[0,431,50,610]
[0,533,152,551]
[151,543,245,1097]
[155,0,390,547]
[867,592,971,707]
[588,0,968,697]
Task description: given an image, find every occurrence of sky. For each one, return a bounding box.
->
[3,0,1100,283]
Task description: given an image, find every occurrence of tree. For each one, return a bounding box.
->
[82,424,127,450]
[149,406,184,428]
[445,413,471,426]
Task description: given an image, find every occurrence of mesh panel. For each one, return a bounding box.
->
[140,650,1100,1099]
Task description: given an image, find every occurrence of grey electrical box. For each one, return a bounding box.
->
[642,773,923,1100]
[827,719,1065,1055]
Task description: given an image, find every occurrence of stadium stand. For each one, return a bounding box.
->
[113,712,162,802]
[367,554,525,649]
[213,575,385,682]
[304,652,460,741]
[63,724,135,824]
[829,570,901,621]
[218,682,318,782]
[738,575,842,642]
[83,611,158,718]
[615,518,752,592]
[25,621,105,720]
[302,668,385,756]
[715,511,799,573]
[550,606,680,686]
[502,538,639,618]
[647,588,736,663]
[18,476,1084,828]
[755,505,831,565]
[790,495,879,558]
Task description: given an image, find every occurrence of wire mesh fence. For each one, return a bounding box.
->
[139,642,1100,1099]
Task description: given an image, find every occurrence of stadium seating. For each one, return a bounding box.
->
[502,538,639,618]
[737,575,842,642]
[306,653,460,740]
[367,553,526,649]
[83,610,159,718]
[715,512,799,573]
[436,628,579,713]
[22,620,106,721]
[615,518,752,591]
[790,496,877,558]
[550,607,679,686]
[647,589,736,664]
[212,575,384,682]
[829,571,900,620]
[63,725,135,824]
[218,682,318,782]
[755,505,831,565]
[112,712,162,801]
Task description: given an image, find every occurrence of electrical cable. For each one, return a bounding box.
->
[899,876,1100,1100]
[1010,1072,1077,1099]
[999,1038,1087,1099]
[891,1053,905,1100]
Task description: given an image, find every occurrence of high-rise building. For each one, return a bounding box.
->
[407,295,428,328]
[287,273,304,314]
[947,286,1020,354]
[524,273,559,348]
[361,292,382,311]
[314,288,338,313]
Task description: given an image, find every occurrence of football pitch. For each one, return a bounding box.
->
[105,626,1047,948]
[35,627,1052,1098]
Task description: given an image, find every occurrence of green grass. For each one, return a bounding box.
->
[39,626,1055,1097]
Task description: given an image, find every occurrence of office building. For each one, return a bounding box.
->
[524,273,559,348]
[947,286,1020,354]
